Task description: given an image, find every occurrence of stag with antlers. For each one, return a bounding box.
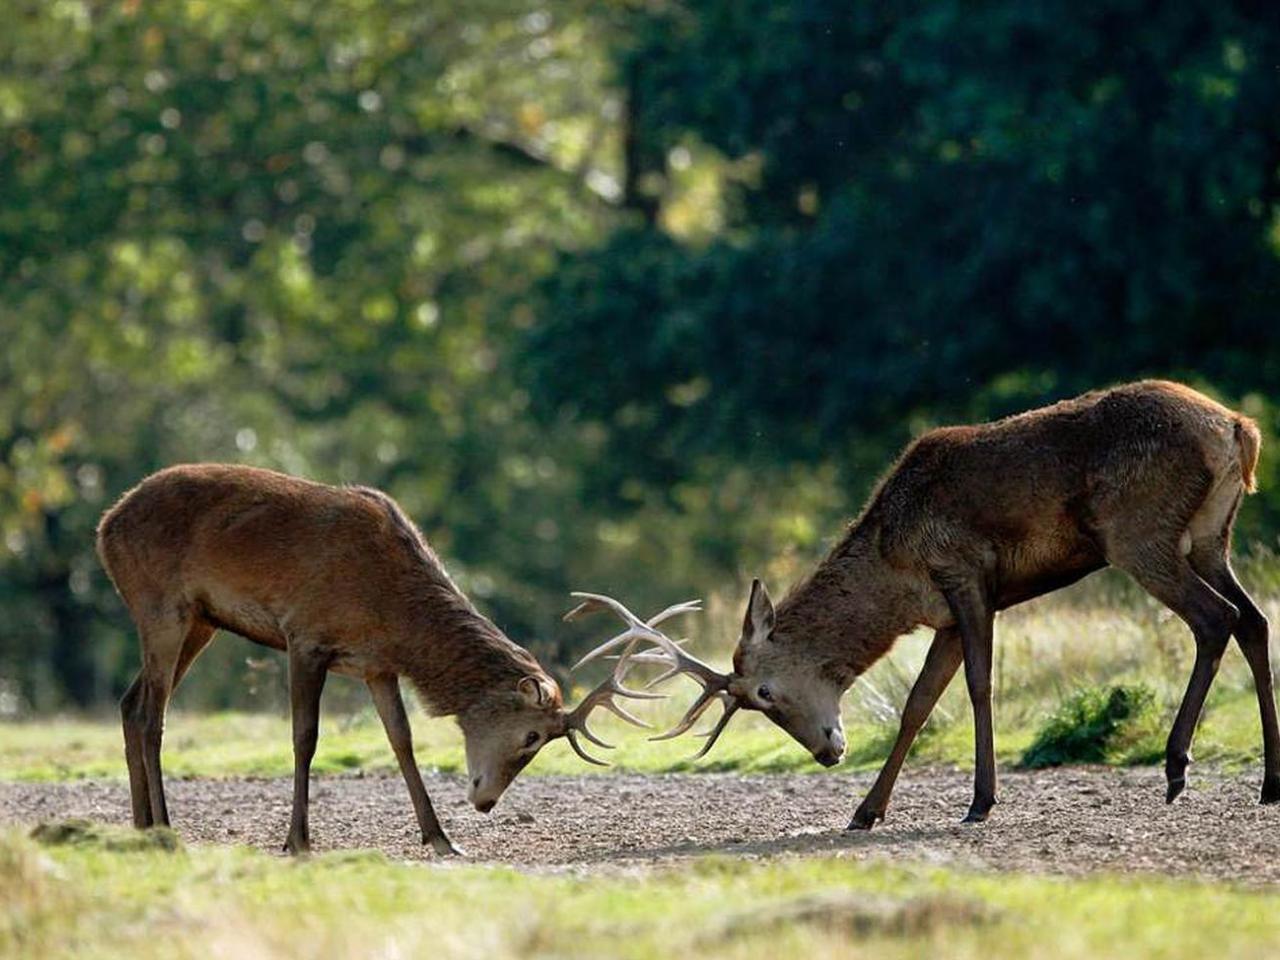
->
[604,382,1274,828]
[98,464,671,855]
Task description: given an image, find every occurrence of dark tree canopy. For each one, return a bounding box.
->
[527,0,1280,522]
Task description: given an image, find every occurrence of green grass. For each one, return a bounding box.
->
[0,680,1267,782]
[5,823,1280,960]
[0,707,860,781]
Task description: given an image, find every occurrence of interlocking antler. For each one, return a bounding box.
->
[567,594,704,670]
[560,610,667,766]
[565,592,741,760]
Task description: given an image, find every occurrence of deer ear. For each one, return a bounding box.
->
[517,675,553,707]
[744,577,776,640]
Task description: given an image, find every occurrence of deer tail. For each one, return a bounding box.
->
[1235,415,1261,494]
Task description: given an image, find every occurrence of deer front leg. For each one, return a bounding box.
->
[849,626,963,829]
[942,581,998,823]
[366,674,461,856]
[285,644,329,855]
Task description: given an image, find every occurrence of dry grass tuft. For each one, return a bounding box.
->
[30,818,182,853]
[707,891,996,942]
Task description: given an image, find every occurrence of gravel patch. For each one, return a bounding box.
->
[3,766,1279,882]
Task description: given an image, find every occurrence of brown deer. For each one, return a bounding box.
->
[604,380,1275,827]
[96,464,672,854]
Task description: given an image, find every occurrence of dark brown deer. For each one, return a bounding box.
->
[96,464,673,854]
[619,381,1274,826]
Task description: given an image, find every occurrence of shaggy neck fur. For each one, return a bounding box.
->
[352,486,557,717]
[773,521,928,685]
[402,586,553,717]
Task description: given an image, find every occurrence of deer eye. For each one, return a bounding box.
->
[523,731,540,748]
[757,684,773,703]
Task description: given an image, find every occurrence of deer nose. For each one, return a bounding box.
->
[824,726,846,755]
[814,747,841,767]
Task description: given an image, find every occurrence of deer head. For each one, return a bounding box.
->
[727,579,847,766]
[461,598,672,812]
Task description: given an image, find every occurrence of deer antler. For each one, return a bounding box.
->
[565,591,741,758]
[561,623,666,767]
[566,594,704,670]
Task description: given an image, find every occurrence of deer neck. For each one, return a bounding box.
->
[774,524,928,682]
[400,587,547,717]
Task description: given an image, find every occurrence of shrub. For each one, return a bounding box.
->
[1020,683,1164,769]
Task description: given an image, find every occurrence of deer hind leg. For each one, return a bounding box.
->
[367,675,460,856]
[1185,494,1280,803]
[127,607,205,829]
[1193,555,1279,803]
[849,626,963,830]
[120,675,151,828]
[1110,538,1238,803]
[284,643,330,855]
[172,620,216,690]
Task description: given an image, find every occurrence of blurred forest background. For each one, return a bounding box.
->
[4,0,1280,713]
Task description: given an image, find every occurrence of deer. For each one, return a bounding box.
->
[579,380,1276,828]
[96,463,688,855]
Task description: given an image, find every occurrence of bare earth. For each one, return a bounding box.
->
[2,767,1278,882]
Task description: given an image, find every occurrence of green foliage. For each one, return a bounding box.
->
[1021,683,1165,769]
[0,0,651,709]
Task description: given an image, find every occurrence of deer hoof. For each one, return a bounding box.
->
[1165,777,1186,804]
[1260,777,1280,805]
[961,798,996,824]
[847,808,883,831]
[427,834,464,857]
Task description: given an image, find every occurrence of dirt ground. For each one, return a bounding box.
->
[3,766,1279,882]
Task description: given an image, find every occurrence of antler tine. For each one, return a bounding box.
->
[564,730,609,767]
[631,625,728,694]
[648,685,725,741]
[600,698,651,728]
[646,599,703,627]
[603,638,690,669]
[562,632,668,765]
[627,606,743,756]
[689,702,741,760]
[566,594,703,672]
[568,644,662,728]
[564,592,649,630]
[605,648,686,664]
[578,725,614,750]
[569,625,651,672]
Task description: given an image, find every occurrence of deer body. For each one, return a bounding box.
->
[98,464,629,855]
[768,379,1257,666]
[658,381,1275,827]
[99,465,548,704]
